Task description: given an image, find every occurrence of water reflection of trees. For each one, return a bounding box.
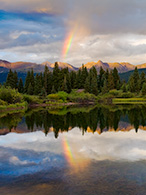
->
[24,106,146,138]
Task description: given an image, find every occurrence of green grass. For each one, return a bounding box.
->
[113,98,146,104]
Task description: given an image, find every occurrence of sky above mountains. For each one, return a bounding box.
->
[0,0,146,67]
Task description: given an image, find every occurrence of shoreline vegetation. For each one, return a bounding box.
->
[1,62,146,112]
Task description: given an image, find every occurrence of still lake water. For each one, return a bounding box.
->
[0,105,146,195]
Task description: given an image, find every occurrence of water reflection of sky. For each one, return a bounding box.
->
[0,128,146,177]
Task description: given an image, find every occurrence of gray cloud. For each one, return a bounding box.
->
[1,0,146,65]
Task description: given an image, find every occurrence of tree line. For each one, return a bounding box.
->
[4,62,146,96]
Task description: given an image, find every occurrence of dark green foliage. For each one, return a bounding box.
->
[140,72,146,90]
[53,62,60,92]
[0,87,22,104]
[98,67,105,91]
[108,71,115,90]
[34,74,42,95]
[113,68,120,89]
[2,64,146,97]
[121,81,127,92]
[18,78,24,93]
[128,68,140,93]
[27,83,33,95]
[141,82,146,95]
[6,69,18,89]
[24,71,31,93]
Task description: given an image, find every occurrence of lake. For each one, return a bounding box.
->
[0,105,146,195]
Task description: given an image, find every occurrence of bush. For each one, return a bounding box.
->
[68,90,96,102]
[47,91,68,102]
[47,94,60,100]
[109,89,122,96]
[120,92,134,98]
[0,99,7,106]
[0,87,22,104]
[57,91,68,101]
[23,95,41,104]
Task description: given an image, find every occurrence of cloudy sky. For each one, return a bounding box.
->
[0,0,146,67]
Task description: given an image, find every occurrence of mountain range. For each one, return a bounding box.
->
[1,59,146,83]
[1,59,146,73]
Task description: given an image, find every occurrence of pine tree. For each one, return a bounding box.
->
[30,69,34,92]
[121,81,127,92]
[24,71,31,93]
[76,69,82,88]
[6,69,17,89]
[128,76,135,92]
[53,62,60,92]
[51,85,56,93]
[108,71,114,90]
[133,67,140,93]
[113,67,120,89]
[70,71,77,89]
[140,72,146,90]
[141,82,146,95]
[99,67,105,91]
[18,78,24,93]
[84,75,90,93]
[91,76,98,95]
[27,83,33,95]
[66,73,71,93]
[34,74,42,95]
[61,75,68,92]
[43,65,49,93]
[13,71,18,89]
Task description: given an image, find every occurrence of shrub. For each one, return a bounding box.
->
[23,95,41,104]
[47,94,60,100]
[109,89,122,96]
[0,99,7,106]
[68,90,96,102]
[47,91,68,102]
[57,91,68,101]
[120,92,134,98]
[0,87,22,104]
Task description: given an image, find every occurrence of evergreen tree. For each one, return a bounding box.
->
[13,71,18,89]
[43,65,49,93]
[91,76,98,95]
[108,71,114,90]
[27,83,33,95]
[99,67,105,91]
[76,69,82,88]
[30,69,34,92]
[113,67,120,89]
[18,78,24,93]
[66,73,71,93]
[140,72,146,90]
[6,69,17,89]
[80,65,88,88]
[51,85,56,93]
[102,80,109,94]
[121,81,127,92]
[133,67,140,93]
[141,82,146,95]
[84,75,90,93]
[53,62,60,91]
[128,76,135,92]
[24,71,31,93]
[34,74,42,95]
[61,75,68,92]
[70,71,77,89]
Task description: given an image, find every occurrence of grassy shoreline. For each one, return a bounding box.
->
[113,98,146,104]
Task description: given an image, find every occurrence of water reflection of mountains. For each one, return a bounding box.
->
[1,105,146,137]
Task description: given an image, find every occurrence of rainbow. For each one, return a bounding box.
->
[62,136,74,166]
[62,31,74,60]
